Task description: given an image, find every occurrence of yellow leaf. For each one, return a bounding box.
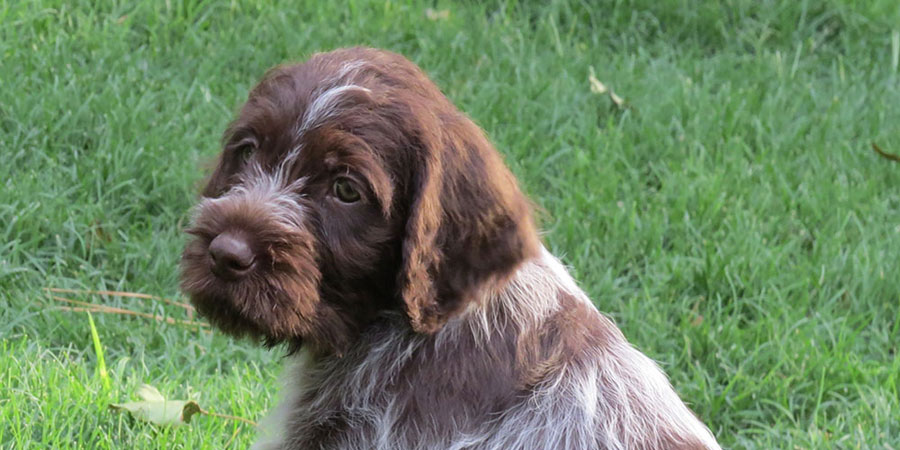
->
[588,66,607,94]
[425,8,450,21]
[610,91,625,107]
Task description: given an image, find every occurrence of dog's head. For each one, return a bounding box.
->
[180,47,539,353]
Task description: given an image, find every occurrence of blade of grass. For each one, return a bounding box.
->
[891,30,898,74]
[86,311,111,392]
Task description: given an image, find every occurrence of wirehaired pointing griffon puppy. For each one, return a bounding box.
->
[181,47,720,449]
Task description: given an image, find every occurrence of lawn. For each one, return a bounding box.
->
[2,0,899,448]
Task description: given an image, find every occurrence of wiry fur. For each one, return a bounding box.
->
[181,47,720,450]
[254,249,719,450]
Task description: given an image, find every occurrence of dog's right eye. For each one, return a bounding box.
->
[238,146,254,164]
[229,136,258,165]
[333,177,361,203]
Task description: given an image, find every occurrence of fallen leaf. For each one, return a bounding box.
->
[588,66,607,94]
[588,66,626,108]
[425,8,450,20]
[110,384,202,426]
[610,92,625,107]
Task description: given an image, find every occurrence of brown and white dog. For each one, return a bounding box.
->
[181,47,720,450]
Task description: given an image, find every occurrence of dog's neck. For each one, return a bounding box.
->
[446,246,582,342]
[302,245,590,360]
[255,247,603,449]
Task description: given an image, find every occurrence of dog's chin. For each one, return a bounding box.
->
[180,262,320,351]
[184,284,310,346]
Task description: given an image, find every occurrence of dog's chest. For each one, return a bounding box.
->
[274,325,526,449]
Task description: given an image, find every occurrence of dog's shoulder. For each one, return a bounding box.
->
[256,250,718,450]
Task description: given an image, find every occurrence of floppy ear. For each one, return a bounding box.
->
[400,115,539,333]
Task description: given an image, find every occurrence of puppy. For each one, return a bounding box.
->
[181,47,720,450]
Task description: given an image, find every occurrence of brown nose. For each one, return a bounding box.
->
[208,232,255,280]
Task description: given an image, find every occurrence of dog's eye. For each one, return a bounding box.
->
[238,146,254,164]
[333,178,361,203]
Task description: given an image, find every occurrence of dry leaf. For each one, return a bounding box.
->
[610,91,625,107]
[425,8,450,21]
[589,66,626,108]
[588,66,607,94]
[110,384,202,426]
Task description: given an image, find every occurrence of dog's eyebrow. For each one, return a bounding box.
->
[223,124,259,148]
[297,85,373,138]
[320,131,394,216]
[226,135,259,150]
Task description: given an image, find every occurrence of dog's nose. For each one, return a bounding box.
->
[209,232,255,279]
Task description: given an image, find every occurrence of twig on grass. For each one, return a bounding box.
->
[43,287,194,315]
[872,142,900,162]
[48,295,211,334]
[49,295,208,327]
[202,409,258,427]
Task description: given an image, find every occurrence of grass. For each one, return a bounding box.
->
[2,0,899,447]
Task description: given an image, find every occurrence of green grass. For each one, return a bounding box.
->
[2,0,899,447]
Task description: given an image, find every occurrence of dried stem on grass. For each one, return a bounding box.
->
[203,409,258,426]
[44,287,194,316]
[872,142,900,162]
[45,289,210,334]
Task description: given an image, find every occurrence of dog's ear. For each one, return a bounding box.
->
[399,114,539,333]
